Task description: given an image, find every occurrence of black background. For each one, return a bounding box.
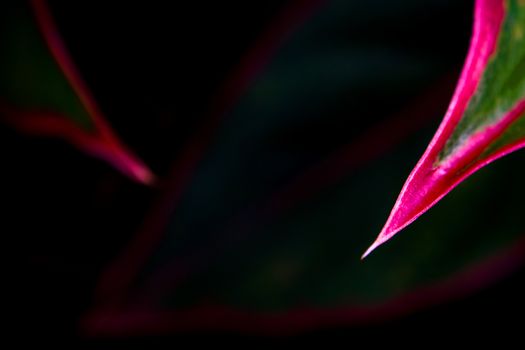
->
[3,0,525,345]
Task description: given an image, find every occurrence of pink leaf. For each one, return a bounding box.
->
[363,0,525,258]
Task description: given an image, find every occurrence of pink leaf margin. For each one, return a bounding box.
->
[82,234,525,336]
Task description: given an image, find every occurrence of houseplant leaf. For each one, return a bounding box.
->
[0,0,153,184]
[364,0,525,257]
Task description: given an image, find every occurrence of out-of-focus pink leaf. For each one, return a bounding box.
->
[0,0,153,184]
[364,0,525,257]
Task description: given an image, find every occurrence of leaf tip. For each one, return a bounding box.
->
[106,146,157,186]
[138,168,157,186]
[361,221,410,259]
[361,236,386,260]
[128,162,156,186]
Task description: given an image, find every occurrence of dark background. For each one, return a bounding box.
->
[3,0,525,344]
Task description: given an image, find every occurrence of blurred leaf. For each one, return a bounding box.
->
[365,0,525,256]
[0,0,153,184]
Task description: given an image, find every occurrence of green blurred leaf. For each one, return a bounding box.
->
[0,0,152,183]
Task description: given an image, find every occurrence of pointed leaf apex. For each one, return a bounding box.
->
[361,241,380,260]
[361,234,388,260]
[362,219,409,259]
